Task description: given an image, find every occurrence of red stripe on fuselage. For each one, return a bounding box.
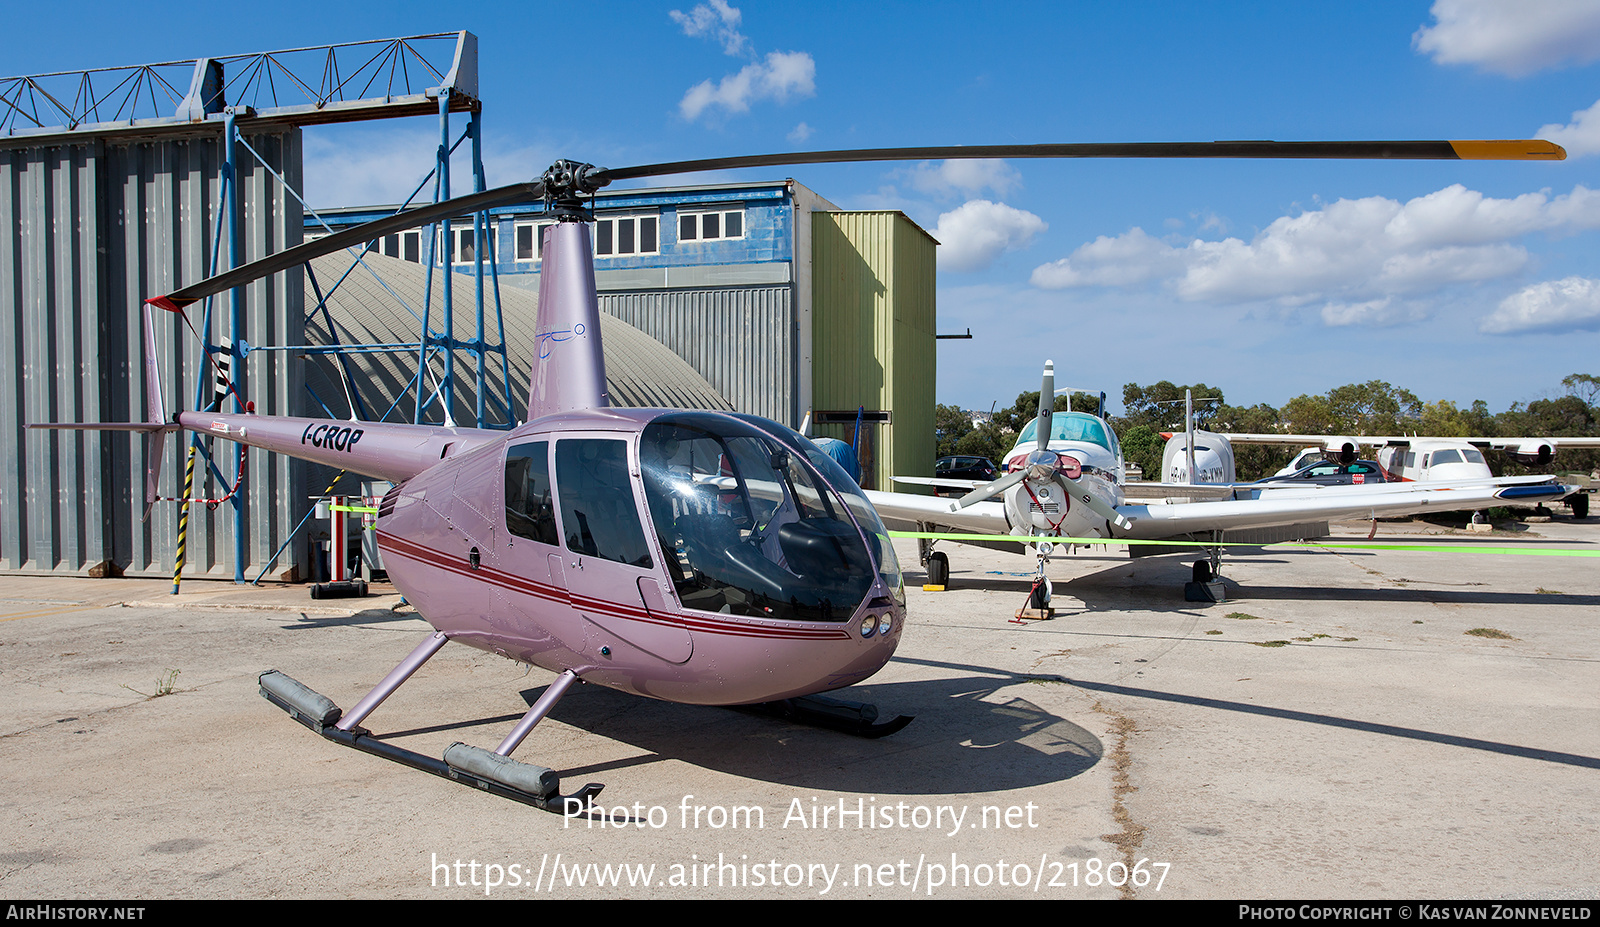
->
[375,530,851,640]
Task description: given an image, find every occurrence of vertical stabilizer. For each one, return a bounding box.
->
[1184,389,1197,486]
[528,221,609,420]
[143,304,169,517]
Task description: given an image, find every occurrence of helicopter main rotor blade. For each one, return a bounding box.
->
[597,139,1565,184]
[148,180,546,312]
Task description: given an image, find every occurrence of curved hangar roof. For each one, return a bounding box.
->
[302,252,732,423]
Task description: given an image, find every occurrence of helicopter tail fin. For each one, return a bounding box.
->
[527,221,609,421]
[27,304,179,519]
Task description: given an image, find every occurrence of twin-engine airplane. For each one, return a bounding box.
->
[32,137,1575,810]
[873,363,1576,604]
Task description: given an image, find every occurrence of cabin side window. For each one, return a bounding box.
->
[505,441,558,546]
[554,439,654,568]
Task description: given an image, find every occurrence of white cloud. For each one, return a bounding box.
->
[788,121,813,142]
[679,50,816,121]
[1320,297,1430,328]
[1413,0,1600,76]
[901,159,1021,198]
[1481,276,1600,333]
[1537,98,1600,158]
[1031,228,1185,288]
[301,125,559,209]
[932,200,1046,273]
[670,1,749,56]
[1031,184,1600,322]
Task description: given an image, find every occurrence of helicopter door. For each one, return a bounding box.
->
[551,436,692,665]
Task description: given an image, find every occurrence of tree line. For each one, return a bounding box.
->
[935,374,1600,481]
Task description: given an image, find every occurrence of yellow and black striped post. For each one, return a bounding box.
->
[171,443,197,595]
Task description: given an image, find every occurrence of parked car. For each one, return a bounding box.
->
[933,455,998,493]
[1265,459,1391,486]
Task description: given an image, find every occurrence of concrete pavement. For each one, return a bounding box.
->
[0,517,1595,899]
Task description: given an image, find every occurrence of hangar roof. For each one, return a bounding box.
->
[303,252,733,425]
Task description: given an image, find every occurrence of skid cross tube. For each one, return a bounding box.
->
[337,629,449,732]
[496,669,580,756]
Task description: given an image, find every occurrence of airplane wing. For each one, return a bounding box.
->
[863,489,1012,535]
[1114,476,1574,540]
[864,475,1574,545]
[1222,432,1600,451]
[890,476,983,491]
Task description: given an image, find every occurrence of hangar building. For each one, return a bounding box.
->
[1,35,936,580]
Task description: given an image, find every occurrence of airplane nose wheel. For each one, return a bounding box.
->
[1028,575,1052,609]
[1014,541,1055,620]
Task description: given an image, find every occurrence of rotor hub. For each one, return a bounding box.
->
[541,160,610,218]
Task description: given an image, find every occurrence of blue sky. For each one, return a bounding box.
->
[8,1,1600,416]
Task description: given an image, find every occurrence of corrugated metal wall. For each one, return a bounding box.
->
[810,212,937,491]
[600,286,795,425]
[1,128,305,577]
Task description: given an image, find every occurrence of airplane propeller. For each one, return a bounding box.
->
[952,361,1134,533]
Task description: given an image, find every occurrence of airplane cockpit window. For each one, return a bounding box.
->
[640,413,879,622]
[554,439,653,569]
[1430,449,1462,466]
[505,441,558,545]
[1462,448,1487,465]
[1015,413,1113,452]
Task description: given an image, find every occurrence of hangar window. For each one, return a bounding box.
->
[678,208,745,243]
[450,226,480,264]
[515,221,556,261]
[594,214,659,258]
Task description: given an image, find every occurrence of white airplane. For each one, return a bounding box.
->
[1221,433,1598,516]
[872,363,1577,604]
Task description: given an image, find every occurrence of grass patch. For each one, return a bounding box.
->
[1465,628,1514,640]
[1204,629,1222,635]
[1535,587,1563,595]
[1253,640,1290,648]
[121,668,181,699]
[1225,612,1262,620]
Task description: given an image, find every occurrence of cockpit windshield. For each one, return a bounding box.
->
[1015,412,1117,455]
[731,414,905,606]
[640,413,885,622]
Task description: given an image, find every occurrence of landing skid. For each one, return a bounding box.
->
[259,662,602,815]
[736,693,914,739]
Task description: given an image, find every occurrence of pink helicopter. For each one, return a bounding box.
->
[59,140,1566,811]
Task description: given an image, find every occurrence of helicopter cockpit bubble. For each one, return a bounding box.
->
[728,414,905,607]
[640,412,894,623]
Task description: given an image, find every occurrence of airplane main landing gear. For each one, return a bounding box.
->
[1184,538,1228,603]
